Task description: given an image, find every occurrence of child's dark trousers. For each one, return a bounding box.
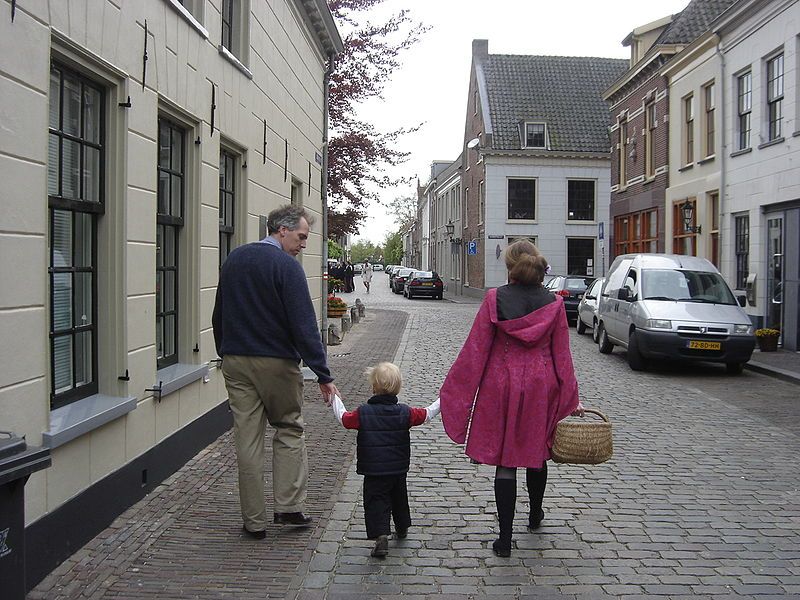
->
[363,474,412,539]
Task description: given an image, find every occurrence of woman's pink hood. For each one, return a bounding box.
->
[489,296,562,347]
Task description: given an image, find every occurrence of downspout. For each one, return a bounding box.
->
[321,52,335,345]
[715,38,727,284]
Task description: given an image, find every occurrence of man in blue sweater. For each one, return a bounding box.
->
[213,205,339,540]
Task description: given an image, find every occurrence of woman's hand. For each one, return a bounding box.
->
[571,401,585,417]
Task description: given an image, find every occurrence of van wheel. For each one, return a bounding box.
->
[576,318,587,335]
[592,319,600,343]
[597,324,613,354]
[627,330,647,371]
[726,362,744,375]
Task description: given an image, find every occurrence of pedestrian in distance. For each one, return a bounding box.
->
[212,204,340,540]
[362,260,372,293]
[330,362,441,557]
[439,239,583,557]
[344,261,355,293]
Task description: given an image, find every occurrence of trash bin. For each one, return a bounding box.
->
[0,432,51,600]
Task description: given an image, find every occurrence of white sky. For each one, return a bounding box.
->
[351,0,691,245]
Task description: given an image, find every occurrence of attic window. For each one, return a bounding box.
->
[524,123,546,149]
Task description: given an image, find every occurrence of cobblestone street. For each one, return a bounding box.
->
[29,275,800,600]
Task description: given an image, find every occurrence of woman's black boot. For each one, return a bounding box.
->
[493,478,516,557]
[526,464,547,530]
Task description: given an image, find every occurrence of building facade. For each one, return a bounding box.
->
[0,0,341,588]
[464,40,626,294]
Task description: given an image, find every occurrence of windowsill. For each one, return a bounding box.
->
[164,0,209,39]
[219,46,253,79]
[730,147,752,158]
[506,219,536,224]
[565,220,597,225]
[697,155,715,165]
[643,176,656,185]
[43,393,138,449]
[154,362,209,398]
[678,163,694,172]
[793,130,800,138]
[758,137,784,149]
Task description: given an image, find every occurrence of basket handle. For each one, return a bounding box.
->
[579,408,610,422]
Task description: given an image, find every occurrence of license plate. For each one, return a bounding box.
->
[687,340,721,350]
[421,282,433,286]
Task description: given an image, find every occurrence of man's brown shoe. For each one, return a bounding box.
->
[274,512,313,527]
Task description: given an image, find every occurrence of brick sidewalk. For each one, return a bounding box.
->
[28,308,407,600]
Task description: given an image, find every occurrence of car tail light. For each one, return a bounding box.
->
[435,280,443,287]
[556,290,570,298]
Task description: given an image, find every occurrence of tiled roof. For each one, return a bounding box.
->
[483,55,628,152]
[655,0,738,44]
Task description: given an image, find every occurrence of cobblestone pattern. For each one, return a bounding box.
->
[28,306,407,600]
[293,279,800,600]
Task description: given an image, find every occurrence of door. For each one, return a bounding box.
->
[766,216,784,336]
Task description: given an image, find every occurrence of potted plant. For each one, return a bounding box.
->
[327,295,348,318]
[755,328,780,352]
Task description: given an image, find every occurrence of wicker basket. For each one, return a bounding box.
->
[551,409,613,465]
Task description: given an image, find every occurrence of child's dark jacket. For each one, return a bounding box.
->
[341,394,428,476]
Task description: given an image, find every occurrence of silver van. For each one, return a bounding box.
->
[596,254,755,373]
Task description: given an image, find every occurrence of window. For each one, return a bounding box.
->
[156,117,185,369]
[618,119,627,186]
[507,179,535,220]
[709,192,719,267]
[567,180,595,221]
[219,149,236,268]
[614,209,657,256]
[673,199,696,256]
[220,0,249,63]
[734,214,749,289]
[473,88,478,115]
[683,95,694,164]
[479,180,485,224]
[737,71,752,150]
[176,0,204,22]
[48,63,104,408]
[567,238,595,276]
[644,101,656,177]
[464,187,469,227]
[524,123,546,148]
[767,53,784,141]
[703,83,715,157]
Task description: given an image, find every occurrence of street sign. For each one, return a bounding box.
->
[467,240,478,255]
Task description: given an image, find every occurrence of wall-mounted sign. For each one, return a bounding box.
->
[467,240,478,255]
[488,234,504,239]
[315,152,323,165]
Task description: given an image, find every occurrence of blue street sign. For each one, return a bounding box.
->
[467,240,478,255]
[598,222,605,240]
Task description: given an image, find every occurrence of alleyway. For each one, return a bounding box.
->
[31,276,800,599]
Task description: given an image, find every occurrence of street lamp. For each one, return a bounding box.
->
[445,220,462,245]
[680,200,701,234]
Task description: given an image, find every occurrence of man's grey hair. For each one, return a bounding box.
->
[267,204,315,234]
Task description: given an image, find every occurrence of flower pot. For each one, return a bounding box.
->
[327,308,347,318]
[756,335,779,352]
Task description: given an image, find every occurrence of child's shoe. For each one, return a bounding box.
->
[371,534,389,557]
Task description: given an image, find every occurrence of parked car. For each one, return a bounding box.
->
[544,275,595,321]
[595,253,755,373]
[403,270,444,300]
[387,265,402,287]
[372,264,384,272]
[392,267,416,294]
[576,277,605,341]
[353,263,363,275]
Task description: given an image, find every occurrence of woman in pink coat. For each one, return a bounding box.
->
[439,240,582,557]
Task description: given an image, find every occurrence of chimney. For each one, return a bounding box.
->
[472,39,488,61]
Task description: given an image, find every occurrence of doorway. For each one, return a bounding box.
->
[766,215,783,336]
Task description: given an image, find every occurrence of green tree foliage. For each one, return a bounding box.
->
[382,231,403,265]
[327,239,344,259]
[350,240,382,263]
[387,194,417,231]
[326,0,427,238]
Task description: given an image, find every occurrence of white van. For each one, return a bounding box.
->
[596,254,755,373]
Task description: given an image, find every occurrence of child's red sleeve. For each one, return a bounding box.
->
[341,409,360,429]
[408,407,428,427]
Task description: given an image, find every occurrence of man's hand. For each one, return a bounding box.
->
[319,382,340,406]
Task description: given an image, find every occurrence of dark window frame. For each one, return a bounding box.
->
[684,95,694,164]
[219,149,236,268]
[48,62,105,409]
[704,83,715,156]
[734,214,749,289]
[567,238,595,276]
[567,179,595,221]
[156,117,185,369]
[644,101,656,177]
[507,178,536,221]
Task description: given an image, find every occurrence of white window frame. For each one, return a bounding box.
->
[736,70,752,151]
[523,122,547,149]
[765,52,784,142]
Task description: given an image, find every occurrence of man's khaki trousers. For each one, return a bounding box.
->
[222,355,308,531]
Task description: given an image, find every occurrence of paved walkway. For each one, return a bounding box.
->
[29,276,800,599]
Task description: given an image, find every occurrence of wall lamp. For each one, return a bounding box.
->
[680,200,701,234]
[445,220,462,245]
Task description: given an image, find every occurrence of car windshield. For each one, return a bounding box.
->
[414,271,434,278]
[565,278,592,291]
[641,269,737,305]
[398,269,414,277]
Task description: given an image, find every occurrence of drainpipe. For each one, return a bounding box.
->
[716,38,728,284]
[321,52,335,345]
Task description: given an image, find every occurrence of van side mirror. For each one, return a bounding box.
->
[618,287,631,302]
[736,294,746,307]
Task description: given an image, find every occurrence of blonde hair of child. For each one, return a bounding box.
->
[365,362,402,396]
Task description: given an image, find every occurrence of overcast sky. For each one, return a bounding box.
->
[350,0,691,245]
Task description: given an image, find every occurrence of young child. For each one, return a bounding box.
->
[331,362,440,557]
